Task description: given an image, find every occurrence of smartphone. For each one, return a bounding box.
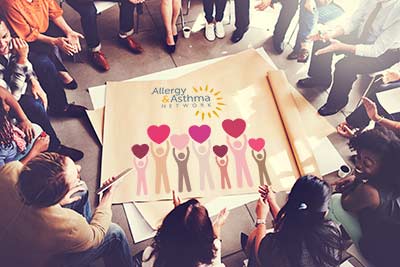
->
[96,168,134,195]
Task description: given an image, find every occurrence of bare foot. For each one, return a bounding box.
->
[58,71,73,84]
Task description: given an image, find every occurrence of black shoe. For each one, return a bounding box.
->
[64,79,78,90]
[51,103,87,118]
[231,28,248,43]
[173,34,178,43]
[241,232,249,251]
[272,37,284,54]
[164,43,176,54]
[56,145,84,161]
[318,102,345,116]
[296,78,331,89]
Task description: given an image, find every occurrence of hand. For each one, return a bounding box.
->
[382,70,400,84]
[304,0,317,13]
[11,38,29,63]
[214,208,229,227]
[129,0,145,3]
[331,175,356,193]
[315,39,345,56]
[255,0,273,11]
[307,29,334,42]
[66,30,84,53]
[32,133,50,153]
[19,119,34,143]
[362,97,380,122]
[54,37,78,56]
[59,181,86,206]
[172,190,181,208]
[255,197,269,219]
[30,78,48,110]
[258,185,276,204]
[99,176,118,204]
[336,122,355,138]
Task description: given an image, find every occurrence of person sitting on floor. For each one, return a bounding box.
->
[0,87,49,166]
[139,192,228,267]
[0,19,84,161]
[65,0,144,71]
[0,152,134,267]
[296,0,400,116]
[337,68,400,137]
[330,127,400,266]
[1,0,83,89]
[245,175,343,267]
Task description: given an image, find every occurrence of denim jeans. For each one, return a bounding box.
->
[18,95,61,151]
[293,0,344,52]
[203,0,228,23]
[62,187,133,267]
[66,0,136,49]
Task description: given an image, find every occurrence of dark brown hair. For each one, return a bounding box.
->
[18,152,69,207]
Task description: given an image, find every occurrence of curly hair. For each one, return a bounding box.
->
[147,199,216,267]
[349,126,400,190]
[17,152,69,207]
[0,98,14,148]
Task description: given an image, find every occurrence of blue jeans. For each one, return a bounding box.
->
[62,187,133,267]
[293,0,344,52]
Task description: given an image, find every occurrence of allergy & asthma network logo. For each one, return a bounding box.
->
[151,85,225,120]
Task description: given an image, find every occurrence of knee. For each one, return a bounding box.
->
[107,223,128,241]
[334,57,355,74]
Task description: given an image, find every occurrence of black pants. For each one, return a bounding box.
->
[66,0,136,49]
[203,0,228,23]
[234,0,249,31]
[273,0,299,44]
[346,77,400,129]
[308,35,400,107]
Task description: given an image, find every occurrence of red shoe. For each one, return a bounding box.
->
[88,50,110,71]
[119,36,144,54]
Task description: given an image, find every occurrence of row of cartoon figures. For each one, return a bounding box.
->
[131,118,271,196]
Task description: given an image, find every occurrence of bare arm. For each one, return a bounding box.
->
[20,135,50,165]
[341,183,380,213]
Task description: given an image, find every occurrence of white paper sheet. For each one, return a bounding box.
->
[376,87,400,114]
[309,137,346,176]
[123,203,156,243]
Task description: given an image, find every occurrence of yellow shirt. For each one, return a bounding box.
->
[0,161,112,267]
[1,0,63,42]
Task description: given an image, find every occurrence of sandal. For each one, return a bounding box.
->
[297,48,310,63]
[336,122,355,138]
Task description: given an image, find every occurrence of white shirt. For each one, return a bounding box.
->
[342,0,400,57]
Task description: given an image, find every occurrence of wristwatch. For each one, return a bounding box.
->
[255,218,266,227]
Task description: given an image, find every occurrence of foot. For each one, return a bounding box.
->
[336,122,355,138]
[287,50,298,60]
[88,50,110,71]
[272,36,284,54]
[56,144,84,161]
[173,34,178,43]
[119,35,144,54]
[296,77,331,89]
[205,23,216,41]
[164,43,176,54]
[215,21,225,39]
[58,71,78,90]
[230,28,248,43]
[318,102,346,116]
[51,103,87,118]
[297,48,310,63]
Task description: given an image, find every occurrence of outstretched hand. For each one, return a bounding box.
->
[315,39,344,56]
[362,97,379,122]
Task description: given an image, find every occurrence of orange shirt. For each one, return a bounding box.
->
[1,0,63,42]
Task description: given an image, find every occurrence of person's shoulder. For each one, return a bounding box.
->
[356,183,380,208]
[0,161,23,183]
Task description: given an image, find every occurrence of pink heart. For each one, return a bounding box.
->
[188,125,211,144]
[131,144,149,159]
[222,119,246,138]
[170,134,190,150]
[147,125,170,144]
[248,138,265,152]
[213,145,228,158]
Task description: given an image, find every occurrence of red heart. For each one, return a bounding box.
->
[131,144,149,159]
[147,125,170,144]
[188,125,211,144]
[213,145,228,158]
[222,119,246,138]
[248,138,265,152]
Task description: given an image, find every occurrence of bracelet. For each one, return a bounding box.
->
[255,218,266,227]
[375,115,384,123]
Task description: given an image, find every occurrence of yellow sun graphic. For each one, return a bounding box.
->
[192,85,225,121]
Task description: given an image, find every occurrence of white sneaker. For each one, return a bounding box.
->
[205,23,216,41]
[215,21,225,38]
